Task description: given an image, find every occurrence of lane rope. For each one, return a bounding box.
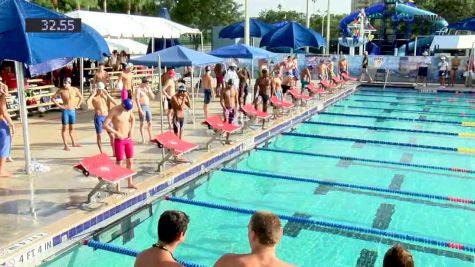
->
[83,240,205,267]
[303,121,461,137]
[256,147,475,174]
[359,88,475,98]
[282,132,475,153]
[350,99,473,109]
[354,92,474,103]
[166,196,475,253]
[333,104,475,118]
[221,168,475,205]
[320,111,462,125]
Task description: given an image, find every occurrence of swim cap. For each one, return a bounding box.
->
[178,84,187,92]
[121,88,128,101]
[64,77,72,84]
[122,98,133,111]
[97,82,105,90]
[167,69,176,78]
[126,63,134,69]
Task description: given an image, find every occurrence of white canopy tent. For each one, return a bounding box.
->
[105,38,148,55]
[66,10,201,38]
[430,35,475,50]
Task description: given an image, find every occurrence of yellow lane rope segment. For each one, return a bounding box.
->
[458,133,475,138]
[461,122,475,127]
[457,148,475,153]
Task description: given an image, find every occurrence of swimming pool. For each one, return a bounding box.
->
[41,86,475,267]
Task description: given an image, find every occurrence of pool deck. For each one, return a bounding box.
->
[0,83,357,266]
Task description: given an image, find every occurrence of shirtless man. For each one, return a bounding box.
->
[214,63,225,98]
[317,59,328,81]
[221,79,239,144]
[103,97,137,189]
[201,66,213,119]
[171,85,191,139]
[300,65,312,92]
[136,78,155,143]
[0,81,14,177]
[93,63,110,89]
[253,69,273,113]
[163,69,176,129]
[119,63,134,98]
[339,55,349,75]
[87,82,117,154]
[214,211,296,267]
[52,77,83,151]
[272,70,283,101]
[238,67,251,107]
[134,210,190,267]
[281,73,293,99]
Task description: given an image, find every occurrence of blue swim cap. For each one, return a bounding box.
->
[122,98,133,111]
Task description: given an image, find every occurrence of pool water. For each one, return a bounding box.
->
[42,87,475,267]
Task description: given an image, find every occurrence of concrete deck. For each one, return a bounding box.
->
[0,83,356,266]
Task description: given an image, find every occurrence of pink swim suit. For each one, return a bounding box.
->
[114,137,134,161]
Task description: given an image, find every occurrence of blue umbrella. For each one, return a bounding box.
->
[0,0,109,65]
[208,44,277,59]
[0,0,109,174]
[260,21,325,50]
[449,17,475,31]
[219,18,275,39]
[131,45,223,67]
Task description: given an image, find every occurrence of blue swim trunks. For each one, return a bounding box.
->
[0,120,11,158]
[204,89,212,104]
[94,115,107,134]
[139,105,152,122]
[62,109,76,125]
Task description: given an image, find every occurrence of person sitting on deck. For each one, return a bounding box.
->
[383,244,414,267]
[213,211,296,267]
[135,210,190,267]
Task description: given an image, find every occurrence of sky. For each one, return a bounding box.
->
[236,0,352,17]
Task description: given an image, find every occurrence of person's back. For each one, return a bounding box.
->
[383,244,414,267]
[214,211,296,267]
[135,210,190,267]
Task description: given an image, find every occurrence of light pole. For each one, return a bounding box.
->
[244,0,250,45]
[305,0,310,53]
[326,0,331,54]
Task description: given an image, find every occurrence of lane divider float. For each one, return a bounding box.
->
[282,132,475,154]
[353,93,474,103]
[220,168,475,205]
[83,240,205,267]
[350,99,473,109]
[320,112,462,125]
[333,104,475,118]
[166,196,475,253]
[359,88,475,98]
[257,147,475,174]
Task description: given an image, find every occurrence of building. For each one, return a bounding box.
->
[351,0,380,11]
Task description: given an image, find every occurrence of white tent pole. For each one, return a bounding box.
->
[80,58,84,95]
[244,0,250,45]
[14,61,32,175]
[200,33,204,52]
[251,58,254,102]
[151,36,155,53]
[191,67,195,125]
[158,55,163,134]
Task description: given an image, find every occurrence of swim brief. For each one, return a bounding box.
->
[114,137,134,161]
[281,85,291,94]
[259,94,270,107]
[173,116,185,135]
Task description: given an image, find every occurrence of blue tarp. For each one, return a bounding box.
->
[219,19,275,39]
[130,45,223,67]
[449,17,475,31]
[0,0,109,65]
[260,21,325,50]
[209,44,277,59]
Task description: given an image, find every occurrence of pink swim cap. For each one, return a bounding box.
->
[121,88,128,101]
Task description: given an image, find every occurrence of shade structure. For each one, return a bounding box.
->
[449,17,475,32]
[219,18,275,39]
[106,38,148,55]
[260,21,325,50]
[0,0,110,176]
[130,45,223,67]
[209,44,277,59]
[66,10,201,38]
[0,0,110,65]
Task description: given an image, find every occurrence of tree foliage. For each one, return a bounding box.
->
[416,0,475,23]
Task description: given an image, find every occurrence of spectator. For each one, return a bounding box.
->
[450,54,460,87]
[135,210,190,267]
[224,62,239,91]
[383,244,414,267]
[438,56,449,87]
[213,211,296,267]
[359,51,373,83]
[416,51,431,87]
